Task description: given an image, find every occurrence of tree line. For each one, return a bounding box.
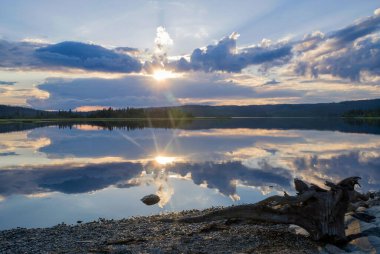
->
[56,107,193,119]
[343,108,380,117]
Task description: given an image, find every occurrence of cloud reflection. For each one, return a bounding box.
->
[0,162,142,197]
[0,121,379,206]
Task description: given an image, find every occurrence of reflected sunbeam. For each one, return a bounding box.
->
[116,129,144,150]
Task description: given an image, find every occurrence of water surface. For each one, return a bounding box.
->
[0,118,379,229]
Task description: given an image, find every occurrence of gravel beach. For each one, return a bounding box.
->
[1,196,379,254]
[0,207,320,254]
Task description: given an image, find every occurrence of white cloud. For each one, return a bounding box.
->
[154,26,173,64]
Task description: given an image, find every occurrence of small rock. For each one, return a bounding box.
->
[288,224,309,236]
[141,194,160,205]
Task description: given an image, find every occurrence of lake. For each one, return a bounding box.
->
[0,118,379,229]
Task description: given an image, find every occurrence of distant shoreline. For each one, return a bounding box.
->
[1,116,380,136]
[1,98,380,119]
[0,116,380,123]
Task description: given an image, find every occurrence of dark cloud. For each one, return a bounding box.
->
[293,11,380,81]
[171,33,292,73]
[331,13,380,46]
[0,40,142,73]
[35,41,142,73]
[316,37,380,81]
[27,74,256,110]
[0,40,42,69]
[114,46,139,54]
[0,81,16,86]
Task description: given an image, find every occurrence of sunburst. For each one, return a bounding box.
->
[152,69,181,81]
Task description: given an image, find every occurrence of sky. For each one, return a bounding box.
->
[0,0,380,110]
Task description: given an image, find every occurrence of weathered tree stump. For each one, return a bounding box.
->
[170,177,371,244]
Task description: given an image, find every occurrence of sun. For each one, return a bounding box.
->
[155,156,177,165]
[152,69,180,81]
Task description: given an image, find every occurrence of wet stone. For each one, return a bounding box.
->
[141,194,160,205]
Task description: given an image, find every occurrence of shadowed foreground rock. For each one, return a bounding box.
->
[167,177,372,244]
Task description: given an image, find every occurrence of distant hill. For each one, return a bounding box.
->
[0,105,49,118]
[1,98,380,118]
[176,99,380,117]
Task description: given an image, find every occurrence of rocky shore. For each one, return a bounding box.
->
[0,196,379,254]
[0,208,319,254]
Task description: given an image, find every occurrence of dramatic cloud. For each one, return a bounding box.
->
[293,10,380,81]
[315,36,380,81]
[0,40,142,73]
[172,32,292,73]
[144,26,174,73]
[2,9,380,81]
[331,9,380,46]
[2,8,380,109]
[35,41,142,73]
[27,73,257,110]
[0,40,42,69]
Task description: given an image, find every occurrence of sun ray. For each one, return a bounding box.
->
[117,130,144,150]
[146,117,160,157]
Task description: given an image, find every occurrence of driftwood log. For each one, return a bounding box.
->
[167,177,372,244]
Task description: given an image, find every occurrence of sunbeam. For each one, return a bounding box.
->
[117,130,144,150]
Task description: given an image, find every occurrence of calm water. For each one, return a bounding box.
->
[0,118,379,229]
